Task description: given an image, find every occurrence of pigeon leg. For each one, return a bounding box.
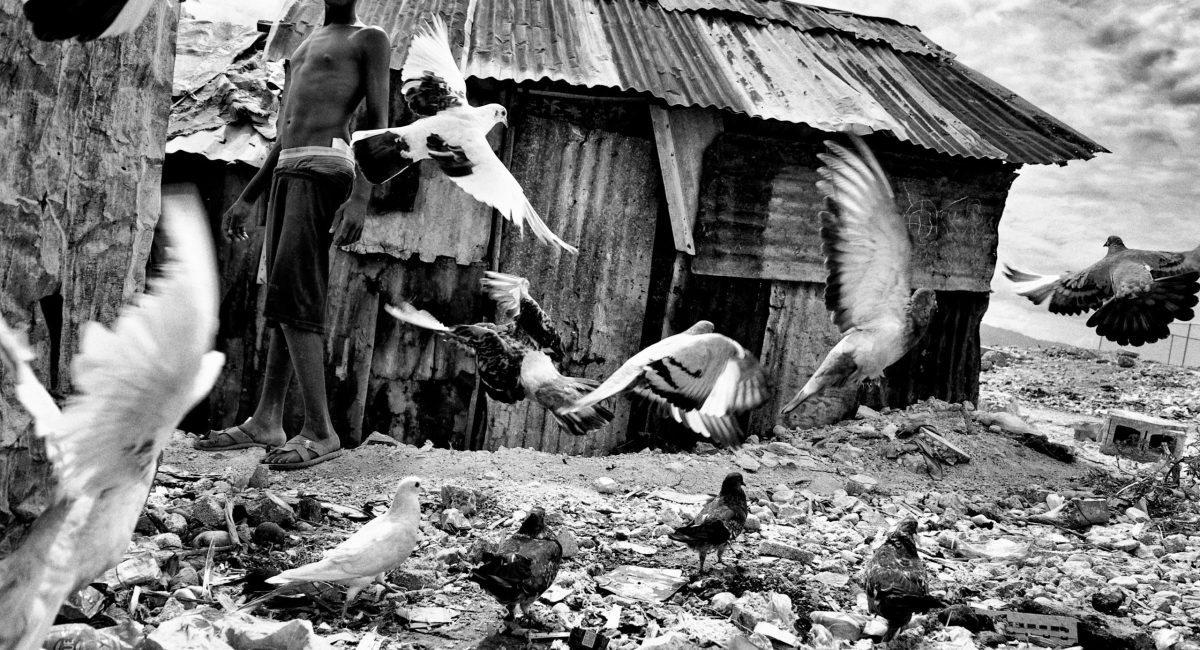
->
[698,550,708,574]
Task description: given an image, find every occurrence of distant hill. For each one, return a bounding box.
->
[979,323,1072,350]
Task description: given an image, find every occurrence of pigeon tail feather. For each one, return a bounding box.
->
[385,303,452,333]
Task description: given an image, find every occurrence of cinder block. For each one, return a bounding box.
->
[1099,410,1190,463]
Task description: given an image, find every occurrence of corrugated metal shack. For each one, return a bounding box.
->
[176,0,1105,455]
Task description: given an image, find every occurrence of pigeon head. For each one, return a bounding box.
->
[894,517,919,538]
[484,103,508,127]
[685,320,717,335]
[1104,236,1126,251]
[516,507,548,536]
[909,288,937,325]
[719,472,746,497]
[389,476,423,512]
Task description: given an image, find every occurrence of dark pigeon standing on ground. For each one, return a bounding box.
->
[864,518,946,641]
[22,0,158,41]
[563,322,770,448]
[350,19,576,253]
[385,272,612,436]
[667,473,749,573]
[780,136,937,415]
[1005,236,1199,346]
[469,507,563,628]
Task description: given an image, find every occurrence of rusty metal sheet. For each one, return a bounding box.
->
[267,0,1104,164]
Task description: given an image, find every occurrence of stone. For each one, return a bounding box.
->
[637,631,690,649]
[252,522,287,546]
[594,477,620,494]
[245,492,296,527]
[435,547,465,566]
[767,442,801,456]
[759,540,814,563]
[744,514,762,532]
[189,495,227,529]
[440,485,478,517]
[771,489,796,503]
[247,465,271,489]
[809,611,868,642]
[296,497,324,522]
[439,508,471,533]
[710,592,737,614]
[192,530,233,548]
[845,474,878,496]
[557,529,580,558]
[735,453,761,473]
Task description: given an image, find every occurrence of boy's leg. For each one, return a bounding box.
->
[262,324,341,466]
[196,328,290,449]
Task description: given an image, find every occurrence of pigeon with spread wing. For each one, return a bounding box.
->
[1004,236,1199,346]
[563,322,769,448]
[864,518,946,641]
[667,473,749,573]
[0,185,225,650]
[266,476,423,618]
[385,273,612,436]
[22,0,159,41]
[469,507,563,629]
[780,137,937,415]
[351,19,576,253]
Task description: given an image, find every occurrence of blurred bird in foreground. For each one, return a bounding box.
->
[264,476,423,618]
[781,136,936,415]
[469,507,563,630]
[864,518,946,641]
[351,19,575,253]
[386,272,612,436]
[1005,236,1199,346]
[22,0,160,41]
[0,184,224,650]
[667,473,748,573]
[564,322,769,448]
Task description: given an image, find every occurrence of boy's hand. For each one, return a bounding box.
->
[331,198,366,246]
[223,199,256,241]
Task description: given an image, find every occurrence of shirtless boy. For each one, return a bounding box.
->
[196,0,390,469]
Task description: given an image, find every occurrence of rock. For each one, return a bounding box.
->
[1092,587,1127,614]
[466,538,498,563]
[759,540,814,563]
[845,474,878,496]
[735,453,761,473]
[710,592,737,614]
[245,492,296,527]
[771,488,795,503]
[557,528,580,558]
[744,514,762,532]
[732,592,796,631]
[189,495,227,529]
[810,611,869,642]
[363,431,398,445]
[439,508,471,533]
[296,497,324,522]
[1117,355,1136,368]
[152,533,183,549]
[252,522,287,546]
[222,447,267,490]
[192,530,233,548]
[767,441,801,456]
[637,631,690,649]
[135,512,159,536]
[1153,628,1182,650]
[594,477,620,494]
[435,547,465,566]
[440,485,478,517]
[247,465,271,489]
[170,566,201,589]
[159,512,189,537]
[1125,507,1151,522]
[813,572,850,588]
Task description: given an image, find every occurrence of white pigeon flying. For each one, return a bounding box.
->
[22,0,160,41]
[0,183,225,650]
[266,476,423,618]
[351,18,577,254]
[563,321,770,448]
[779,136,937,414]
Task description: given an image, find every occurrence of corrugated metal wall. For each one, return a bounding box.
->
[485,101,662,455]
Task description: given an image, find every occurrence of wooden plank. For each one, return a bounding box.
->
[485,103,661,455]
[325,251,384,448]
[648,106,722,255]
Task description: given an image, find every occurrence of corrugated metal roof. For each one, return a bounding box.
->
[267,0,1106,164]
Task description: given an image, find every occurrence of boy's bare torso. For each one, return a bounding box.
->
[280,24,379,149]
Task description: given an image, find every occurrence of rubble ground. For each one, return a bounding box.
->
[54,344,1200,649]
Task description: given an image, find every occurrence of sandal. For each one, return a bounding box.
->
[264,437,344,470]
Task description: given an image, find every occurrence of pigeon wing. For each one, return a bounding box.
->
[23,0,157,41]
[401,18,468,116]
[277,515,417,583]
[817,137,912,334]
[1004,264,1107,316]
[481,271,564,353]
[40,185,223,498]
[427,132,577,253]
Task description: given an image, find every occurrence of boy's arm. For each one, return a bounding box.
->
[332,27,392,247]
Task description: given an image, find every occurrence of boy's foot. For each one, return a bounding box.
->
[263,434,343,470]
[194,420,285,451]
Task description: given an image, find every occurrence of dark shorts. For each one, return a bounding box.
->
[262,151,355,335]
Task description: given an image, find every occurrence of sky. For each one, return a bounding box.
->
[184,0,1200,362]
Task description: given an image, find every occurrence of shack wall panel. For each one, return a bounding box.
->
[486,110,661,455]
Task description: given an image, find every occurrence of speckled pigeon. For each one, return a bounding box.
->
[563,322,769,448]
[0,185,225,650]
[781,136,937,414]
[667,473,749,573]
[22,0,159,41]
[1005,236,1199,346]
[350,19,576,253]
[469,507,563,627]
[864,518,946,641]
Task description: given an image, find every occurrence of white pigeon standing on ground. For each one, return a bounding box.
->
[266,476,424,618]
[22,0,160,41]
[780,136,937,415]
[0,184,225,650]
[563,321,770,447]
[351,18,577,254]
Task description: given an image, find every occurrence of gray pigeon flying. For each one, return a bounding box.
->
[23,0,157,41]
[781,136,936,414]
[865,518,947,641]
[563,322,770,448]
[1005,236,1199,346]
[350,19,576,253]
[667,473,749,573]
[469,507,563,626]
